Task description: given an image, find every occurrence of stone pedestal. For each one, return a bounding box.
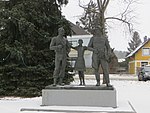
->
[42,85,117,107]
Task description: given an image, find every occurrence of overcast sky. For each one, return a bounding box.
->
[62,0,150,51]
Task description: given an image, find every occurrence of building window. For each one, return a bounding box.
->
[142,48,150,56]
[141,62,148,67]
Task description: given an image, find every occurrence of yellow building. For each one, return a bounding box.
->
[127,39,150,74]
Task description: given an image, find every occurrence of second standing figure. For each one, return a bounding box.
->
[72,39,87,85]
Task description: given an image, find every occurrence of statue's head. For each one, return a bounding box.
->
[94,27,102,36]
[58,27,65,36]
[78,39,83,45]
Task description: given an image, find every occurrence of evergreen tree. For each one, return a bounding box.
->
[0,0,73,97]
[127,31,142,53]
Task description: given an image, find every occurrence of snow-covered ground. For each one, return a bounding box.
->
[0,74,150,113]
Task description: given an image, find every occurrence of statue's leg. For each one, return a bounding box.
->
[81,71,85,85]
[101,59,111,86]
[53,57,61,86]
[58,58,66,85]
[79,71,85,85]
[94,69,100,86]
[92,54,100,86]
[102,72,106,84]
[78,71,82,85]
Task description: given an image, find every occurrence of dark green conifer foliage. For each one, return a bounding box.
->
[0,0,73,97]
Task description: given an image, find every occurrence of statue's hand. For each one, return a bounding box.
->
[58,45,63,49]
[93,49,98,54]
[106,52,112,63]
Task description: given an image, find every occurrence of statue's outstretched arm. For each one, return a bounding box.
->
[87,37,94,51]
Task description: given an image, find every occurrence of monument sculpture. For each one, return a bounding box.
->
[50,27,70,86]
[43,27,116,108]
[71,39,87,85]
[88,28,112,87]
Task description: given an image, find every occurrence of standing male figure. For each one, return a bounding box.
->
[50,27,70,86]
[88,28,111,87]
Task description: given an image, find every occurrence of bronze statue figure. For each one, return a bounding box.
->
[50,27,70,86]
[72,39,87,85]
[88,28,112,87]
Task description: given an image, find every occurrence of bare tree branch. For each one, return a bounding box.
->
[103,0,110,12]
[97,0,102,12]
[78,0,136,35]
[105,17,133,32]
[102,0,107,6]
[121,0,134,19]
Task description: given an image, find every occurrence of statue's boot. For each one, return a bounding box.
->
[79,82,82,86]
[102,76,106,84]
[83,81,85,86]
[96,80,100,86]
[53,78,57,86]
[95,72,100,86]
[58,78,64,86]
[82,74,85,86]
[82,78,85,85]
[79,76,82,85]
[106,83,113,87]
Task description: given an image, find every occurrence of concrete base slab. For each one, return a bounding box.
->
[42,85,117,107]
[20,101,136,113]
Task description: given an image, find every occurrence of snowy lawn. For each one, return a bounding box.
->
[73,79,150,113]
[0,76,150,113]
[113,80,150,113]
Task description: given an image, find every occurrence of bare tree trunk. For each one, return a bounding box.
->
[97,0,110,36]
